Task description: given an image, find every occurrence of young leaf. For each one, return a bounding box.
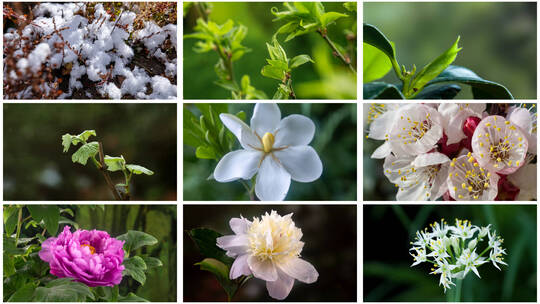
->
[261,65,286,81]
[77,130,97,142]
[123,256,147,285]
[319,11,347,28]
[27,205,60,236]
[343,2,357,12]
[117,230,158,253]
[104,155,126,172]
[34,278,94,301]
[195,145,217,160]
[188,228,234,267]
[71,142,99,166]
[62,134,74,153]
[408,36,462,97]
[126,164,154,175]
[363,43,392,83]
[195,258,239,301]
[289,54,313,69]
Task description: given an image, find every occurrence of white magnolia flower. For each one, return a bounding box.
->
[471,115,528,174]
[438,103,486,145]
[387,104,444,157]
[507,163,537,200]
[213,104,323,201]
[447,154,499,200]
[507,105,537,154]
[216,211,318,300]
[366,103,400,158]
[455,248,488,279]
[383,152,450,201]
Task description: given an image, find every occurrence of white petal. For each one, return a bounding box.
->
[251,103,281,136]
[371,142,391,159]
[247,255,278,281]
[274,114,315,147]
[508,163,537,201]
[396,181,429,201]
[277,257,318,283]
[266,268,295,300]
[507,107,532,134]
[216,234,248,252]
[214,150,262,182]
[240,127,262,150]
[369,110,397,140]
[230,254,251,279]
[229,217,251,235]
[274,146,322,182]
[220,113,251,142]
[413,152,450,167]
[255,156,291,201]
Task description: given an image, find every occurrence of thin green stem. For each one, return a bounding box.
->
[477,246,491,259]
[15,207,22,244]
[453,278,462,302]
[317,29,356,74]
[239,180,255,201]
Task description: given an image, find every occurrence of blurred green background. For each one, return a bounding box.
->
[183,103,357,200]
[3,104,177,201]
[5,204,177,302]
[184,204,357,301]
[364,204,537,302]
[364,2,536,99]
[183,2,357,99]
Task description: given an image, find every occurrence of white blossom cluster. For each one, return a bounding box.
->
[366,103,537,201]
[410,219,506,292]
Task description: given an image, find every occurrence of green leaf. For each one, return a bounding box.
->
[58,216,79,230]
[27,205,60,236]
[117,230,158,253]
[126,164,154,175]
[195,258,239,300]
[261,65,286,81]
[408,36,462,97]
[104,155,126,172]
[61,134,74,153]
[414,84,461,99]
[59,208,74,217]
[183,108,205,147]
[363,82,405,99]
[363,43,392,83]
[214,80,239,92]
[118,293,149,302]
[425,65,513,99]
[123,256,147,285]
[4,253,16,277]
[4,237,24,255]
[71,142,99,166]
[34,278,95,301]
[289,54,313,69]
[77,130,97,142]
[4,206,19,236]
[319,11,347,28]
[343,2,357,12]
[187,228,234,267]
[142,257,163,269]
[363,24,397,70]
[7,282,36,301]
[195,145,217,160]
[235,111,246,121]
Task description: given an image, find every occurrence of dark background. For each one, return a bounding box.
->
[184,204,357,301]
[363,204,537,302]
[184,2,357,99]
[184,103,357,201]
[364,2,537,99]
[3,104,177,200]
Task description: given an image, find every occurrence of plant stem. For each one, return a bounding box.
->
[286,77,296,99]
[317,29,356,74]
[15,207,22,243]
[215,44,242,98]
[239,180,255,201]
[96,142,124,201]
[453,278,462,302]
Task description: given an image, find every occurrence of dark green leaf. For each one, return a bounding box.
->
[27,205,60,236]
[195,258,239,300]
[289,54,313,69]
[59,208,74,217]
[188,228,234,267]
[4,238,24,255]
[58,216,79,230]
[104,155,126,172]
[142,257,163,269]
[4,253,16,277]
[4,206,19,236]
[123,256,147,285]
[425,65,513,99]
[71,142,99,166]
[34,278,94,302]
[118,293,149,302]
[408,36,461,96]
[363,24,397,67]
[363,43,392,83]
[126,164,154,175]
[117,230,158,253]
[183,108,205,148]
[7,282,35,302]
[363,82,405,99]
[414,84,461,99]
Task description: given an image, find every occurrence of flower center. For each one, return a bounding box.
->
[247,212,302,262]
[81,244,96,254]
[262,132,275,153]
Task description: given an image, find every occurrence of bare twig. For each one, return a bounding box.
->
[97,142,124,200]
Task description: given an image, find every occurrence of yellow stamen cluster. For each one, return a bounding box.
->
[367,103,387,124]
[395,113,432,145]
[449,156,490,200]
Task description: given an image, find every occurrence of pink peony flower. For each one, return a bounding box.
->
[39,226,125,287]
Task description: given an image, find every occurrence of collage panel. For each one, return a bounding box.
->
[3,204,177,302]
[363,204,537,302]
[183,2,357,100]
[364,102,537,201]
[183,204,357,301]
[3,2,177,100]
[3,103,177,201]
[363,1,536,100]
[183,103,357,201]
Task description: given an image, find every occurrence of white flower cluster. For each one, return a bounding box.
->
[410,219,507,292]
[366,103,537,201]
